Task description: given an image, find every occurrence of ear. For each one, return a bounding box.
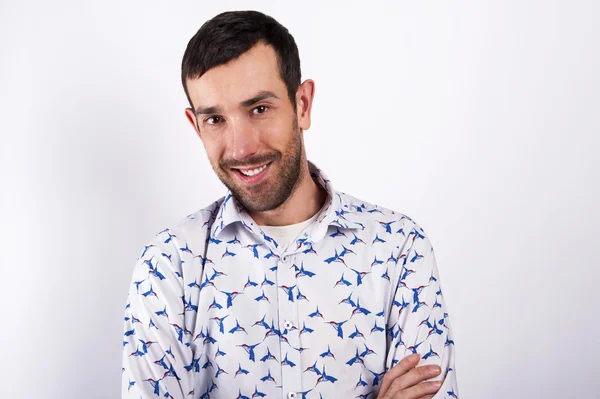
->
[295,79,315,131]
[185,108,202,140]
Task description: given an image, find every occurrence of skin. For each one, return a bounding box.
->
[184,41,443,396]
[184,42,326,226]
[377,354,443,399]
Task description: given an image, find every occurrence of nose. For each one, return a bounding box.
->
[229,117,260,162]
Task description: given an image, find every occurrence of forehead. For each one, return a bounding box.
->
[186,42,287,107]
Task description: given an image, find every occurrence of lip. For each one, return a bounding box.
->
[232,162,272,185]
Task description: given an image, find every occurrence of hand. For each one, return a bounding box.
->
[376,354,443,399]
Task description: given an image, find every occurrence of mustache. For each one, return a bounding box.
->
[220,152,281,169]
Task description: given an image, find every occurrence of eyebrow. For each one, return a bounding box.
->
[194,90,280,116]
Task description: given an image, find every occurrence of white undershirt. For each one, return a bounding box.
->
[259,210,321,253]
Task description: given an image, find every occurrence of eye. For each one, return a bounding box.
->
[252,105,269,115]
[205,116,222,125]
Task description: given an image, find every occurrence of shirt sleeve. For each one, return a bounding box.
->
[121,236,197,399]
[385,222,459,398]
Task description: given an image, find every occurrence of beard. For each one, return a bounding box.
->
[213,118,303,213]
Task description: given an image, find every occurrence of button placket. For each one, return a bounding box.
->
[276,253,302,397]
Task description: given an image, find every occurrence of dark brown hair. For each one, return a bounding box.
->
[181,10,301,110]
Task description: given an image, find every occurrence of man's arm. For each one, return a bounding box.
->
[380,222,459,398]
[122,237,196,398]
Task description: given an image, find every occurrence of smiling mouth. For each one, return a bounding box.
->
[231,161,272,183]
[235,163,269,176]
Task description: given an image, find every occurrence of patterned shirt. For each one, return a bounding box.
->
[122,161,459,399]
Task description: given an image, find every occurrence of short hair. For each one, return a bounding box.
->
[181,10,301,111]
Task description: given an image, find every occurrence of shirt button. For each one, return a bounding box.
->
[281,256,288,263]
[287,392,297,399]
[284,320,293,330]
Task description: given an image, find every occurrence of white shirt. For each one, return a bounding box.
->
[122,161,459,399]
[260,211,321,252]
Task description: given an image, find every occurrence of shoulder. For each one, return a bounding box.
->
[336,190,426,239]
[134,196,226,264]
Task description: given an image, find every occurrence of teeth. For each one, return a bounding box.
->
[239,164,267,176]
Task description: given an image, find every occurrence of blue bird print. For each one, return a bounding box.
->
[243,276,258,290]
[133,279,146,293]
[381,267,390,281]
[235,363,250,377]
[260,347,277,362]
[282,353,296,367]
[355,374,368,389]
[349,268,370,286]
[309,306,324,319]
[252,315,270,330]
[210,315,229,334]
[338,292,356,307]
[371,321,385,334]
[279,285,296,302]
[260,231,278,248]
[144,378,162,396]
[350,232,366,245]
[163,231,178,243]
[154,355,169,370]
[329,227,347,238]
[406,340,425,354]
[422,344,440,359]
[295,262,316,278]
[349,325,365,339]
[360,344,377,357]
[316,366,338,384]
[299,321,314,335]
[214,363,228,378]
[178,243,195,256]
[254,290,270,303]
[386,251,398,263]
[221,247,236,259]
[296,288,309,301]
[401,267,416,281]
[229,319,248,334]
[252,385,267,398]
[319,345,336,359]
[372,234,386,245]
[245,244,260,258]
[208,297,223,310]
[260,275,275,288]
[238,342,260,362]
[227,234,241,245]
[142,284,159,299]
[139,244,157,259]
[367,369,385,387]
[220,290,243,308]
[377,221,394,234]
[339,245,355,257]
[345,348,364,366]
[208,237,222,245]
[260,369,276,383]
[303,360,322,376]
[410,250,424,263]
[371,255,384,267]
[333,273,352,288]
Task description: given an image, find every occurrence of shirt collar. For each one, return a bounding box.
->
[211,161,363,245]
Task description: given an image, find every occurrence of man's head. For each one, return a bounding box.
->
[182,10,315,214]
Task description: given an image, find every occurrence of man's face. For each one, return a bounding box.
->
[185,43,304,213]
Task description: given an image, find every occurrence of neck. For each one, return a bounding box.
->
[248,162,328,227]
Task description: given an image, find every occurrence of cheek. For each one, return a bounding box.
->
[201,137,225,165]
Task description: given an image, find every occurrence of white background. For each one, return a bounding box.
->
[1,1,598,398]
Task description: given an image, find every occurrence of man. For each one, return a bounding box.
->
[122,10,458,399]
